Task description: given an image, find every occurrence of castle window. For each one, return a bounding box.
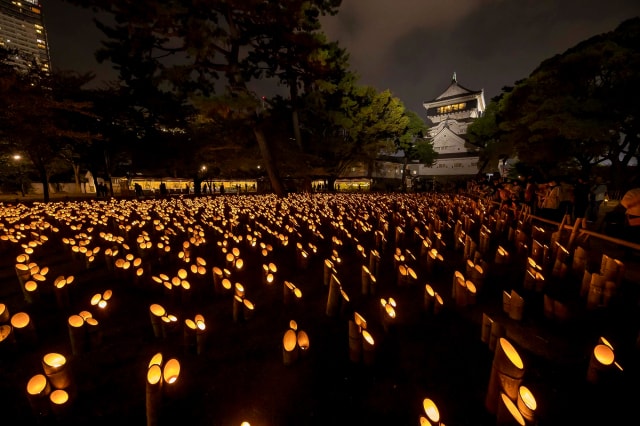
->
[437,102,467,115]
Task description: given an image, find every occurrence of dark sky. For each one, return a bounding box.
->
[43,0,640,116]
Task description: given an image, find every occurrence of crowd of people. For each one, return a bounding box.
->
[467,174,611,224]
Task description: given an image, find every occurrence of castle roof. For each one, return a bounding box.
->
[425,72,483,103]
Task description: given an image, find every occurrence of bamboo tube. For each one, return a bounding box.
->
[509,290,524,321]
[433,293,444,315]
[162,358,181,398]
[502,291,511,315]
[481,313,493,344]
[49,389,71,420]
[516,385,537,423]
[466,280,477,306]
[85,317,101,349]
[572,246,588,278]
[489,321,505,352]
[184,319,197,354]
[587,275,605,310]
[603,280,617,307]
[67,315,86,356]
[283,329,299,366]
[348,319,362,363]
[326,274,341,317]
[553,299,571,322]
[0,324,15,352]
[497,392,526,426]
[486,338,525,414]
[422,398,440,424]
[296,330,310,357]
[26,373,51,418]
[586,344,615,384]
[149,304,166,339]
[242,299,255,321]
[11,311,37,347]
[323,259,334,286]
[543,294,554,320]
[42,353,71,390]
[361,329,375,366]
[233,295,244,323]
[196,317,207,355]
[424,284,435,313]
[0,303,9,323]
[455,276,467,308]
[146,364,163,426]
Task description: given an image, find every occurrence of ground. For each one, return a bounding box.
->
[0,193,639,426]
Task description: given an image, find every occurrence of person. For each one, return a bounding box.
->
[159,182,167,197]
[220,183,225,194]
[573,177,589,220]
[134,183,143,198]
[588,177,608,223]
[540,180,561,222]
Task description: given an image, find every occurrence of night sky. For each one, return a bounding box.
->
[42,0,640,116]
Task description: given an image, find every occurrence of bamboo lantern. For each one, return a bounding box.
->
[423,284,435,313]
[296,330,310,357]
[184,319,198,354]
[454,276,467,308]
[23,280,40,304]
[516,385,537,423]
[0,324,15,350]
[323,259,334,286]
[502,291,511,314]
[489,321,505,352]
[85,317,101,349]
[243,299,255,321]
[326,274,341,317]
[233,295,244,323]
[161,314,179,339]
[433,292,444,315]
[53,276,71,310]
[212,266,225,294]
[369,249,381,278]
[382,301,397,333]
[481,313,493,344]
[486,338,525,414]
[0,303,9,323]
[42,353,72,390]
[26,373,51,417]
[422,398,440,424]
[49,389,71,420]
[15,262,31,290]
[508,290,524,321]
[361,265,372,296]
[146,364,163,426]
[572,246,589,278]
[348,319,362,363]
[11,311,37,347]
[362,329,375,366]
[586,344,615,384]
[282,329,299,366]
[586,273,605,310]
[465,280,477,306]
[67,314,86,355]
[162,358,181,398]
[497,392,526,426]
[149,304,166,338]
[195,315,207,354]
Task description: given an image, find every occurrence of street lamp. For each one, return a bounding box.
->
[12,154,25,196]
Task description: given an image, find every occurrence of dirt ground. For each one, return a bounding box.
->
[0,194,639,426]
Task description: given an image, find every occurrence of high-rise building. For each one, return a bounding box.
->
[0,0,50,74]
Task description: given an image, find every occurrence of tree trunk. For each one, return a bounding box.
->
[73,163,82,193]
[253,125,285,197]
[38,168,50,203]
